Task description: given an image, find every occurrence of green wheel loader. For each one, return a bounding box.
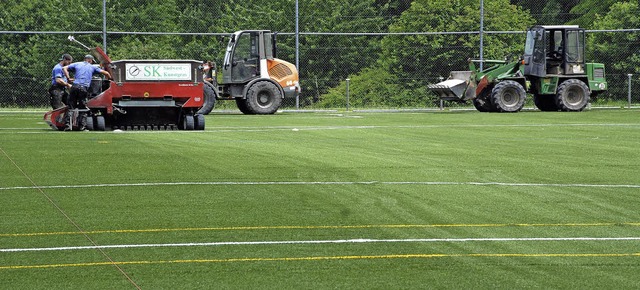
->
[428,25,608,112]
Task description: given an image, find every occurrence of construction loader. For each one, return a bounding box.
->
[428,25,608,112]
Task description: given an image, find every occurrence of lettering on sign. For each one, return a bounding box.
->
[125,63,192,81]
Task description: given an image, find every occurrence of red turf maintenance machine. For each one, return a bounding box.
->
[44,46,207,131]
[44,30,300,131]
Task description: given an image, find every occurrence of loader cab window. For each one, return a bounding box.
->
[564,30,585,74]
[524,30,536,55]
[230,32,260,83]
[548,31,563,60]
[523,27,547,77]
[264,33,274,60]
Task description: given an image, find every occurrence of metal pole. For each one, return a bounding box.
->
[479,0,484,71]
[103,0,107,52]
[438,76,444,110]
[295,0,299,109]
[346,78,350,111]
[628,74,633,109]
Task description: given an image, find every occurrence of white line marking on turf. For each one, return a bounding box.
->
[2,123,640,134]
[2,237,639,253]
[2,181,640,191]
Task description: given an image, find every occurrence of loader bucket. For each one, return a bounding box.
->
[428,71,476,101]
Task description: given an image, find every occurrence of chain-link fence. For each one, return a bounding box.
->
[1,0,639,110]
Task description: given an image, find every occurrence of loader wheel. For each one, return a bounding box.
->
[194,114,205,130]
[235,98,253,115]
[473,90,494,112]
[534,94,559,111]
[473,98,493,112]
[96,116,106,131]
[555,79,590,111]
[491,80,526,112]
[182,115,195,130]
[245,81,282,114]
[196,82,217,115]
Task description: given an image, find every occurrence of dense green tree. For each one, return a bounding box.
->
[511,0,579,24]
[569,0,621,28]
[295,0,411,105]
[589,1,640,99]
[316,0,534,108]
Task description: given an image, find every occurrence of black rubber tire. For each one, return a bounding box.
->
[555,79,590,111]
[182,115,195,130]
[490,80,526,112]
[472,89,494,112]
[244,81,282,114]
[235,97,253,114]
[196,82,217,115]
[534,94,559,111]
[194,114,205,130]
[85,116,95,131]
[96,115,106,131]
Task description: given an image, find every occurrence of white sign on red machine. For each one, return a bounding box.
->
[125,63,192,81]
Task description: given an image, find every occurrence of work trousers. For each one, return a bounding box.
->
[48,84,68,109]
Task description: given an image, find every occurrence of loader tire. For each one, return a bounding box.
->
[555,79,590,111]
[235,98,252,114]
[245,81,282,114]
[196,82,217,115]
[490,80,526,112]
[473,90,494,112]
[534,94,558,111]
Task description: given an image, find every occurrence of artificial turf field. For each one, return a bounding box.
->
[1,109,639,288]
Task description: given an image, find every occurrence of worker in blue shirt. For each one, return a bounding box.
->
[48,54,73,109]
[63,54,111,130]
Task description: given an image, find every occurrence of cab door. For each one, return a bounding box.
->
[563,29,586,74]
[224,31,261,84]
[523,27,547,77]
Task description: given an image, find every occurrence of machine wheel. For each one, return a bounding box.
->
[534,94,559,111]
[244,81,282,114]
[95,115,106,131]
[490,80,526,112]
[555,79,590,111]
[85,116,95,131]
[196,82,217,115]
[235,98,253,114]
[182,114,195,130]
[472,98,493,112]
[194,114,205,130]
[472,89,494,112]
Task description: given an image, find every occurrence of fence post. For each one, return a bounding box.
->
[346,78,350,111]
[438,76,444,110]
[295,0,299,110]
[103,0,107,52]
[628,74,633,109]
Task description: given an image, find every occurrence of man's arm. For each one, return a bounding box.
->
[55,77,72,88]
[62,66,72,81]
[100,70,112,80]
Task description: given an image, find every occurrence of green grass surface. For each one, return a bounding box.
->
[1,109,639,289]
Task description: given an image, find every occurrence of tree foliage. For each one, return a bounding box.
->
[318,0,534,107]
[0,0,638,108]
[589,1,640,98]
